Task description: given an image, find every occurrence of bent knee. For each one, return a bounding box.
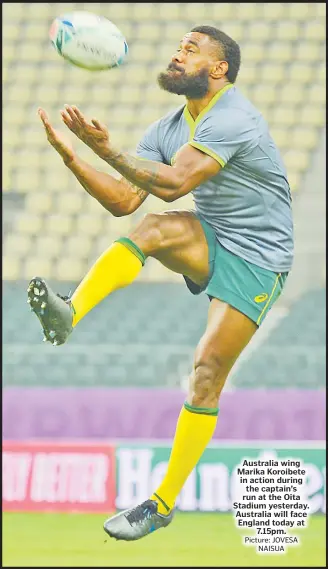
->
[189,355,232,408]
[129,213,165,256]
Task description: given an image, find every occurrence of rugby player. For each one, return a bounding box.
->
[28,26,294,540]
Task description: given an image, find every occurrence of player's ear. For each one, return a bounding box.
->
[210,60,228,79]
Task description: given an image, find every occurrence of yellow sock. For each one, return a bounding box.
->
[71,238,145,327]
[151,403,218,514]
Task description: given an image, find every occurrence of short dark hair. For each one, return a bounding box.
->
[191,25,241,83]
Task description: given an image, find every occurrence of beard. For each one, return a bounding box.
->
[157,63,210,99]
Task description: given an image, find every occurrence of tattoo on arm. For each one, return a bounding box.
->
[104,148,168,194]
[134,186,149,202]
[116,175,149,203]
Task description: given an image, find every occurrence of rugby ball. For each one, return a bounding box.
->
[49,11,128,71]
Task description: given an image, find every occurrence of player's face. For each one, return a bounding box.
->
[157,33,219,98]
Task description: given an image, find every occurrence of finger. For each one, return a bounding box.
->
[61,111,82,139]
[64,104,79,122]
[91,118,104,130]
[38,107,50,126]
[61,109,74,127]
[38,108,55,136]
[38,107,48,119]
[62,119,77,135]
[70,105,87,124]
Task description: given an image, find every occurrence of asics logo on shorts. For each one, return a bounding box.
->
[254,293,268,303]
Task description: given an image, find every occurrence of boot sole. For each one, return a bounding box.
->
[27,277,62,345]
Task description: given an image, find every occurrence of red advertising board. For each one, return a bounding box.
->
[2,441,116,513]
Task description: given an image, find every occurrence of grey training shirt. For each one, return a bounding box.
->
[136,84,294,272]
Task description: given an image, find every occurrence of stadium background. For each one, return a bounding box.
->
[3,2,326,566]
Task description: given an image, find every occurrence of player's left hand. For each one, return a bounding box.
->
[38,108,76,165]
[61,105,111,158]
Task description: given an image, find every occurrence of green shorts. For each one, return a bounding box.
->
[183,216,288,326]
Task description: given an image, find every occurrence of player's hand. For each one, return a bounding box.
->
[61,105,111,158]
[38,108,75,165]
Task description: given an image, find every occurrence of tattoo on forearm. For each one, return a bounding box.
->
[132,185,149,203]
[104,148,162,194]
[67,156,149,211]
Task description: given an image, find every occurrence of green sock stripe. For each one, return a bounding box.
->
[153,493,170,512]
[184,402,219,416]
[115,237,147,266]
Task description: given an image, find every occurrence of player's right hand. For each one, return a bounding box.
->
[38,107,75,165]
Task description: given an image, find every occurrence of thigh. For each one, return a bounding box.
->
[205,241,287,326]
[188,298,258,405]
[129,210,210,287]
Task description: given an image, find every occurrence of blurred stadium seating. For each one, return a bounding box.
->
[231,288,326,388]
[2,281,326,388]
[3,282,207,387]
[2,3,326,389]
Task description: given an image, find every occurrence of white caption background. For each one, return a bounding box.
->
[232,451,310,554]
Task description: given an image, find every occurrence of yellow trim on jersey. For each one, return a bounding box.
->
[183,107,195,137]
[188,141,226,168]
[183,83,234,140]
[256,273,281,326]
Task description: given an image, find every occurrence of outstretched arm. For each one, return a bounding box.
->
[67,157,149,216]
[61,105,221,202]
[38,108,148,216]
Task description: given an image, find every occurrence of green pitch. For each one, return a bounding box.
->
[3,512,326,567]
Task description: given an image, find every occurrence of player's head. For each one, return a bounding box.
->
[157,25,241,99]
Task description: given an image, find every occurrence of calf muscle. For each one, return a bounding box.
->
[188,300,258,407]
